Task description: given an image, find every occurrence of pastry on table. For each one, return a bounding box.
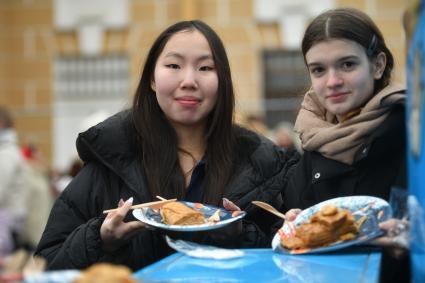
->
[73,263,137,283]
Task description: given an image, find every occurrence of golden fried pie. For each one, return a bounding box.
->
[160,202,206,225]
[281,204,359,250]
[73,263,137,283]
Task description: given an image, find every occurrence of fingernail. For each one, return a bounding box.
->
[126,197,134,204]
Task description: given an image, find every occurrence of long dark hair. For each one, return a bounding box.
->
[132,20,235,205]
[301,8,394,93]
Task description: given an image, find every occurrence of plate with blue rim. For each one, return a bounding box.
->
[132,201,246,232]
[272,195,392,254]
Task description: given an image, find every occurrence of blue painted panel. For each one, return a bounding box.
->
[406,1,425,282]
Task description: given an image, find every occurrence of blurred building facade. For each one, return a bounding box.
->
[0,0,407,169]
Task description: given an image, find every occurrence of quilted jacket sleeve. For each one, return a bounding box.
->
[225,137,300,248]
[35,164,111,269]
[36,162,171,271]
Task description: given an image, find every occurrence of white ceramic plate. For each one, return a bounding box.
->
[272,196,392,254]
[133,201,246,232]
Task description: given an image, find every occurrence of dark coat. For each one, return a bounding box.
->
[36,110,298,271]
[282,104,406,212]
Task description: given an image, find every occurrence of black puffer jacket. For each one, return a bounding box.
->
[36,110,298,271]
[282,104,406,212]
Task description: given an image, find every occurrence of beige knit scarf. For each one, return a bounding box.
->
[294,83,406,165]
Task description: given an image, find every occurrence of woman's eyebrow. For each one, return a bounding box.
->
[164,52,184,59]
[164,52,213,61]
[336,55,359,62]
[307,62,322,68]
[307,55,359,68]
[197,54,214,60]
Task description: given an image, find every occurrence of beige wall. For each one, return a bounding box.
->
[336,0,407,84]
[0,0,407,167]
[0,0,53,162]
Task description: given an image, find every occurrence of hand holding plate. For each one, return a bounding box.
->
[100,197,146,253]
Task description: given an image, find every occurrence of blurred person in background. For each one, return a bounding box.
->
[20,144,53,251]
[0,106,27,257]
[35,20,297,271]
[272,121,302,153]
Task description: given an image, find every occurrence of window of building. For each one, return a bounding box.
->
[52,54,130,170]
[54,54,129,99]
[262,49,310,127]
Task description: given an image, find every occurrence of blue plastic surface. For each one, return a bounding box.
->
[134,249,381,283]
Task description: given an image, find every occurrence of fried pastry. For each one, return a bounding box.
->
[281,204,360,250]
[73,263,137,283]
[296,222,335,247]
[160,202,206,225]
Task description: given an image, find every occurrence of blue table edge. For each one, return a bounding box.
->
[133,248,382,283]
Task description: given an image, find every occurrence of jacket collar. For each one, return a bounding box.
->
[76,110,144,195]
[76,111,267,197]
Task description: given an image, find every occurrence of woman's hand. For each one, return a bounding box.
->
[285,208,302,221]
[100,197,146,253]
[197,198,242,246]
[371,218,409,259]
[203,198,242,246]
[223,198,241,212]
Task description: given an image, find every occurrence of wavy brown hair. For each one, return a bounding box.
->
[132,20,236,205]
[301,8,394,94]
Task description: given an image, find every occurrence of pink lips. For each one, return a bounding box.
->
[327,92,348,103]
[176,96,201,106]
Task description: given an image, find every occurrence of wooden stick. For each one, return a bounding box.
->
[103,198,177,214]
[252,201,286,220]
